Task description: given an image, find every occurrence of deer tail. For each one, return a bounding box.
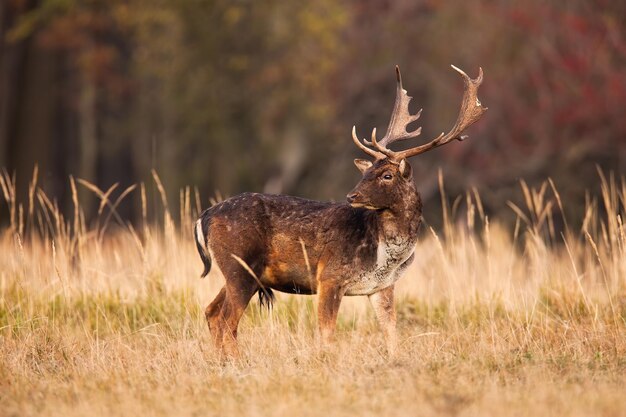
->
[194,218,212,278]
[258,287,275,310]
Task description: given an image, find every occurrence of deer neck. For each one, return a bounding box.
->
[375,190,421,242]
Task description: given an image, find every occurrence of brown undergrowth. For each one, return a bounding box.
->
[1,169,625,416]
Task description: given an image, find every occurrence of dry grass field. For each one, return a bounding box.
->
[1,170,625,417]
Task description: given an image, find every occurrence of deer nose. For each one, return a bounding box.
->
[346,192,360,203]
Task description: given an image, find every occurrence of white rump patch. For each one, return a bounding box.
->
[195,219,207,255]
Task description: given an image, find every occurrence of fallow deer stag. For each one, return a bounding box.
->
[194,65,486,357]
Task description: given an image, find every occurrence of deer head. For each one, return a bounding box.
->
[347,65,487,210]
[347,158,414,211]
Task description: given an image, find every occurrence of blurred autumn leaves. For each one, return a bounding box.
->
[1,0,625,224]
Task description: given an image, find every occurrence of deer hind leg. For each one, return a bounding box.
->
[368,284,397,357]
[219,280,258,357]
[205,286,227,349]
[205,257,260,357]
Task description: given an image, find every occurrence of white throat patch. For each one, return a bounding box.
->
[347,238,415,296]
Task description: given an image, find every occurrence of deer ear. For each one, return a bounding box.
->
[354,159,373,174]
[398,159,412,178]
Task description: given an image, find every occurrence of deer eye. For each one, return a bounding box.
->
[382,173,393,180]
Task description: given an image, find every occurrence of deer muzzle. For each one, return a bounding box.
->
[347,192,379,210]
[346,192,360,204]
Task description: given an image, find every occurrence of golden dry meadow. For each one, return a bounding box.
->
[1,170,625,417]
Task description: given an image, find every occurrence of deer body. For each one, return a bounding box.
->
[195,65,486,357]
[196,185,421,294]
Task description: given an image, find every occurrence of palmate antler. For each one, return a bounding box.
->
[352,65,487,162]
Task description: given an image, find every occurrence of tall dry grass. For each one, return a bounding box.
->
[1,168,625,417]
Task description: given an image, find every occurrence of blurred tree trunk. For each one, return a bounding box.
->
[1,5,68,207]
[0,0,33,170]
[0,2,26,167]
[77,65,98,215]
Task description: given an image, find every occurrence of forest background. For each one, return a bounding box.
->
[1,0,625,227]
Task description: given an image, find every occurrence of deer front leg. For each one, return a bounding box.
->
[368,285,397,356]
[317,281,345,347]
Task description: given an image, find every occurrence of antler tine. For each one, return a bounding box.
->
[377,66,423,148]
[352,126,385,160]
[362,127,388,155]
[393,65,487,160]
